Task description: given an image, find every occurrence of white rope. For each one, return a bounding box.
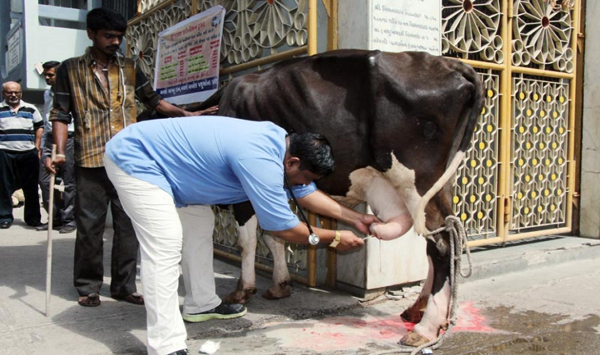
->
[371,216,472,355]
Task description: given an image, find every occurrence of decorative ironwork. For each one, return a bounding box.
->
[512,0,573,72]
[511,74,569,231]
[442,0,503,63]
[453,71,500,239]
[212,205,309,273]
[127,2,190,84]
[198,0,308,65]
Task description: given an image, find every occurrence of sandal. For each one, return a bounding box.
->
[112,292,144,305]
[78,293,101,307]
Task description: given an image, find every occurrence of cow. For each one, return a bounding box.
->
[195,49,484,347]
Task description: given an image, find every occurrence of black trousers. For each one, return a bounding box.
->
[0,149,41,225]
[73,166,139,297]
[39,135,76,227]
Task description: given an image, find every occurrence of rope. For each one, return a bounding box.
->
[371,216,472,355]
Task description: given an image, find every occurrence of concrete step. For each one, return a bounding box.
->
[461,235,600,283]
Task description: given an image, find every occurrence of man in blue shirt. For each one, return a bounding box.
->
[102,116,376,355]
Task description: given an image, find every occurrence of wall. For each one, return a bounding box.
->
[23,2,91,90]
[580,1,600,238]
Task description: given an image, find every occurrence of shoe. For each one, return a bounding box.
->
[167,350,188,355]
[59,225,76,234]
[35,223,62,231]
[28,221,45,228]
[78,293,101,307]
[182,302,247,323]
[0,222,11,229]
[112,292,144,305]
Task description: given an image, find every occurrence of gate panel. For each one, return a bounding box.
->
[443,0,580,245]
[452,71,501,241]
[511,75,569,232]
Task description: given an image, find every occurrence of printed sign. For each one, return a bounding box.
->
[154,6,225,105]
[370,0,441,55]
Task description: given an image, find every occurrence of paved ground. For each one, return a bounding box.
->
[1,207,599,354]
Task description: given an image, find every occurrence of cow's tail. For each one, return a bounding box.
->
[413,62,484,236]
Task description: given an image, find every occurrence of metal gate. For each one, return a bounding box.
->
[446,0,580,246]
[126,0,583,285]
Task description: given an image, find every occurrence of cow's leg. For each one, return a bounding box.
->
[400,255,434,323]
[223,209,259,304]
[400,189,454,346]
[401,235,451,346]
[379,155,455,345]
[261,233,292,300]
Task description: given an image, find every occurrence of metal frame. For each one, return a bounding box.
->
[447,1,581,247]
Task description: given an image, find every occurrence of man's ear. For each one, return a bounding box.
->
[284,156,301,169]
[87,29,95,41]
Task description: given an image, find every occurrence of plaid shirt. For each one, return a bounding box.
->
[50,47,162,167]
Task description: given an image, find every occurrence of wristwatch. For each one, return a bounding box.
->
[308,233,320,245]
[329,230,341,249]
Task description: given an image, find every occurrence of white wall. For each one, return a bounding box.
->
[580,1,600,238]
[24,2,92,90]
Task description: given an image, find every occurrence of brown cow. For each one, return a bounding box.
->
[198,49,484,347]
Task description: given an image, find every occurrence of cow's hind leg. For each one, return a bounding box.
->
[401,236,451,346]
[223,210,258,304]
[261,233,292,300]
[400,255,434,323]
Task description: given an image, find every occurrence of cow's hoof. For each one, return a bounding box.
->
[223,288,257,305]
[399,332,432,347]
[262,284,292,300]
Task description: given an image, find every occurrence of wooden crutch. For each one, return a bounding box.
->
[46,144,56,317]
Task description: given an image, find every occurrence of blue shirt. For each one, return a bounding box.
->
[105,116,317,231]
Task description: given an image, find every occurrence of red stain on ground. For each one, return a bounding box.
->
[267,301,497,352]
[454,301,497,333]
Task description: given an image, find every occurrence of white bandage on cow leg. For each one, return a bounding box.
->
[237,215,259,290]
[412,277,451,341]
[262,233,292,299]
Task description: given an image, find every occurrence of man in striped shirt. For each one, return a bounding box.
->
[47,8,216,309]
[0,81,44,229]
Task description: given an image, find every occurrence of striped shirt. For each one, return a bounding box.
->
[50,47,162,167]
[0,100,43,152]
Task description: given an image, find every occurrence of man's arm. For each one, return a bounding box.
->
[154,99,218,117]
[48,63,72,172]
[296,190,381,235]
[34,127,43,152]
[32,105,44,153]
[47,121,68,174]
[269,223,364,252]
[233,158,365,251]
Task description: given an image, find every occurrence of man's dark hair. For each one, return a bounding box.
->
[42,61,61,70]
[86,8,127,32]
[288,133,335,177]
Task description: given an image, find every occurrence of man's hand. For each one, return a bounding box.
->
[336,230,365,251]
[188,105,219,116]
[47,155,65,174]
[353,214,381,235]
